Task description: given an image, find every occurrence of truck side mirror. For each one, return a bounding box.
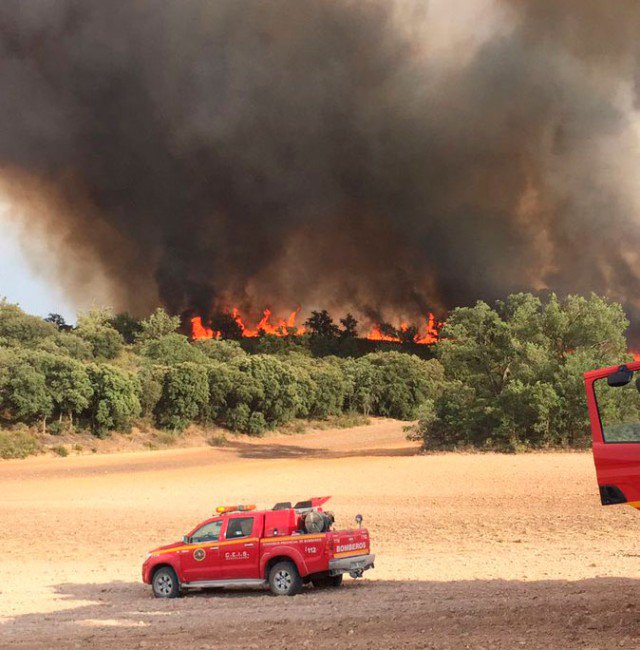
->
[183,535,190,544]
[355,514,363,528]
[608,365,633,387]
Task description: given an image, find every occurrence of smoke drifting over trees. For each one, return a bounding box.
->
[1,0,640,329]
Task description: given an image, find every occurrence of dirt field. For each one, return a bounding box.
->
[2,419,640,649]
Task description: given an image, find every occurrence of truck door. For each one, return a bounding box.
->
[220,515,261,580]
[181,519,223,583]
[585,363,640,506]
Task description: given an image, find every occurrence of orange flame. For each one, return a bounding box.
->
[192,308,439,345]
[192,307,306,340]
[366,313,439,345]
[191,316,218,339]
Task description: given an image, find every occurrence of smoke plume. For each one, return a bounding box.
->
[1,0,640,327]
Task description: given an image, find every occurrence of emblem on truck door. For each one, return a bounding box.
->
[193,548,206,561]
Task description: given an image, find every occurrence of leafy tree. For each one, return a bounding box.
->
[139,333,206,364]
[35,352,93,425]
[253,334,310,356]
[110,312,143,344]
[0,300,57,345]
[225,355,302,432]
[47,332,94,360]
[0,350,52,425]
[398,325,419,345]
[155,362,209,430]
[360,352,444,419]
[194,338,247,362]
[340,314,358,338]
[44,313,71,331]
[76,308,124,359]
[137,365,165,419]
[209,312,243,340]
[419,292,630,451]
[87,364,141,437]
[137,307,180,342]
[305,310,339,338]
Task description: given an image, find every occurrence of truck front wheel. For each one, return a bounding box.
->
[152,566,181,599]
[268,561,303,596]
[312,574,343,589]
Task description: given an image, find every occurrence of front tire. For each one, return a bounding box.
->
[312,574,343,589]
[152,566,181,598]
[268,561,303,596]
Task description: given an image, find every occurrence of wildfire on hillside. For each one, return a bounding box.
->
[190,308,440,345]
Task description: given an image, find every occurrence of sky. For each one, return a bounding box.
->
[0,202,77,322]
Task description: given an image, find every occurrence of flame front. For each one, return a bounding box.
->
[192,308,439,344]
[191,316,217,339]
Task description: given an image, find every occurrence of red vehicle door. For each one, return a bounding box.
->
[220,514,261,580]
[181,518,223,582]
[585,361,640,507]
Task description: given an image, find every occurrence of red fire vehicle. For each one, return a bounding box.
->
[142,496,374,598]
[585,362,640,507]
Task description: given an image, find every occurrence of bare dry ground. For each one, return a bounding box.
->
[2,419,640,649]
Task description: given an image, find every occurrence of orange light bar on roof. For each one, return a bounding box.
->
[216,504,256,514]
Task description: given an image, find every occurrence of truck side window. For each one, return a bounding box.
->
[595,377,640,442]
[191,520,223,543]
[226,517,254,539]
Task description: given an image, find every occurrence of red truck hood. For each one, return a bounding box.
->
[150,540,183,554]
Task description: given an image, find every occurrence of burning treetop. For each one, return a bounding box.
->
[190,308,440,345]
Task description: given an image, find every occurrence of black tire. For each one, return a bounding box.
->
[152,566,181,599]
[312,574,343,589]
[268,561,303,596]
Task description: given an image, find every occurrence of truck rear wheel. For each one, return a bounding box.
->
[152,566,181,599]
[312,574,343,589]
[268,561,303,596]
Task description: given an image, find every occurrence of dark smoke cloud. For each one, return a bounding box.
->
[1,0,640,328]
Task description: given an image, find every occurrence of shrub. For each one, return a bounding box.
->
[350,352,444,420]
[0,428,41,459]
[51,445,69,457]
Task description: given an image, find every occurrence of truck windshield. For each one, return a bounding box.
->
[595,376,640,442]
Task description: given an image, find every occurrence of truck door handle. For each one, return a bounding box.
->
[244,543,255,547]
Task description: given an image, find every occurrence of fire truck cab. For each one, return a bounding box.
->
[584,361,640,507]
[142,497,374,598]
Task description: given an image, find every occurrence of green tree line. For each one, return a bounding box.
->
[0,293,632,457]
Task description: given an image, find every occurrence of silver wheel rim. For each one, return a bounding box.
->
[155,573,173,596]
[274,569,292,592]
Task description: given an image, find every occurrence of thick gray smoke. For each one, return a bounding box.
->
[2,0,640,327]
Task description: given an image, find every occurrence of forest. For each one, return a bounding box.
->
[0,293,631,457]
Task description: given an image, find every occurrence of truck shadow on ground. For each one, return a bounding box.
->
[4,577,640,649]
[222,440,419,459]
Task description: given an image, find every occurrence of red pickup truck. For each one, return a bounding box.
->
[584,362,640,507]
[142,496,374,597]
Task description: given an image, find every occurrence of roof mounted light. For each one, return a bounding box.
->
[215,504,256,515]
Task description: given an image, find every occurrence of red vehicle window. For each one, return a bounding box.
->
[594,377,640,443]
[226,517,254,539]
[191,520,223,543]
